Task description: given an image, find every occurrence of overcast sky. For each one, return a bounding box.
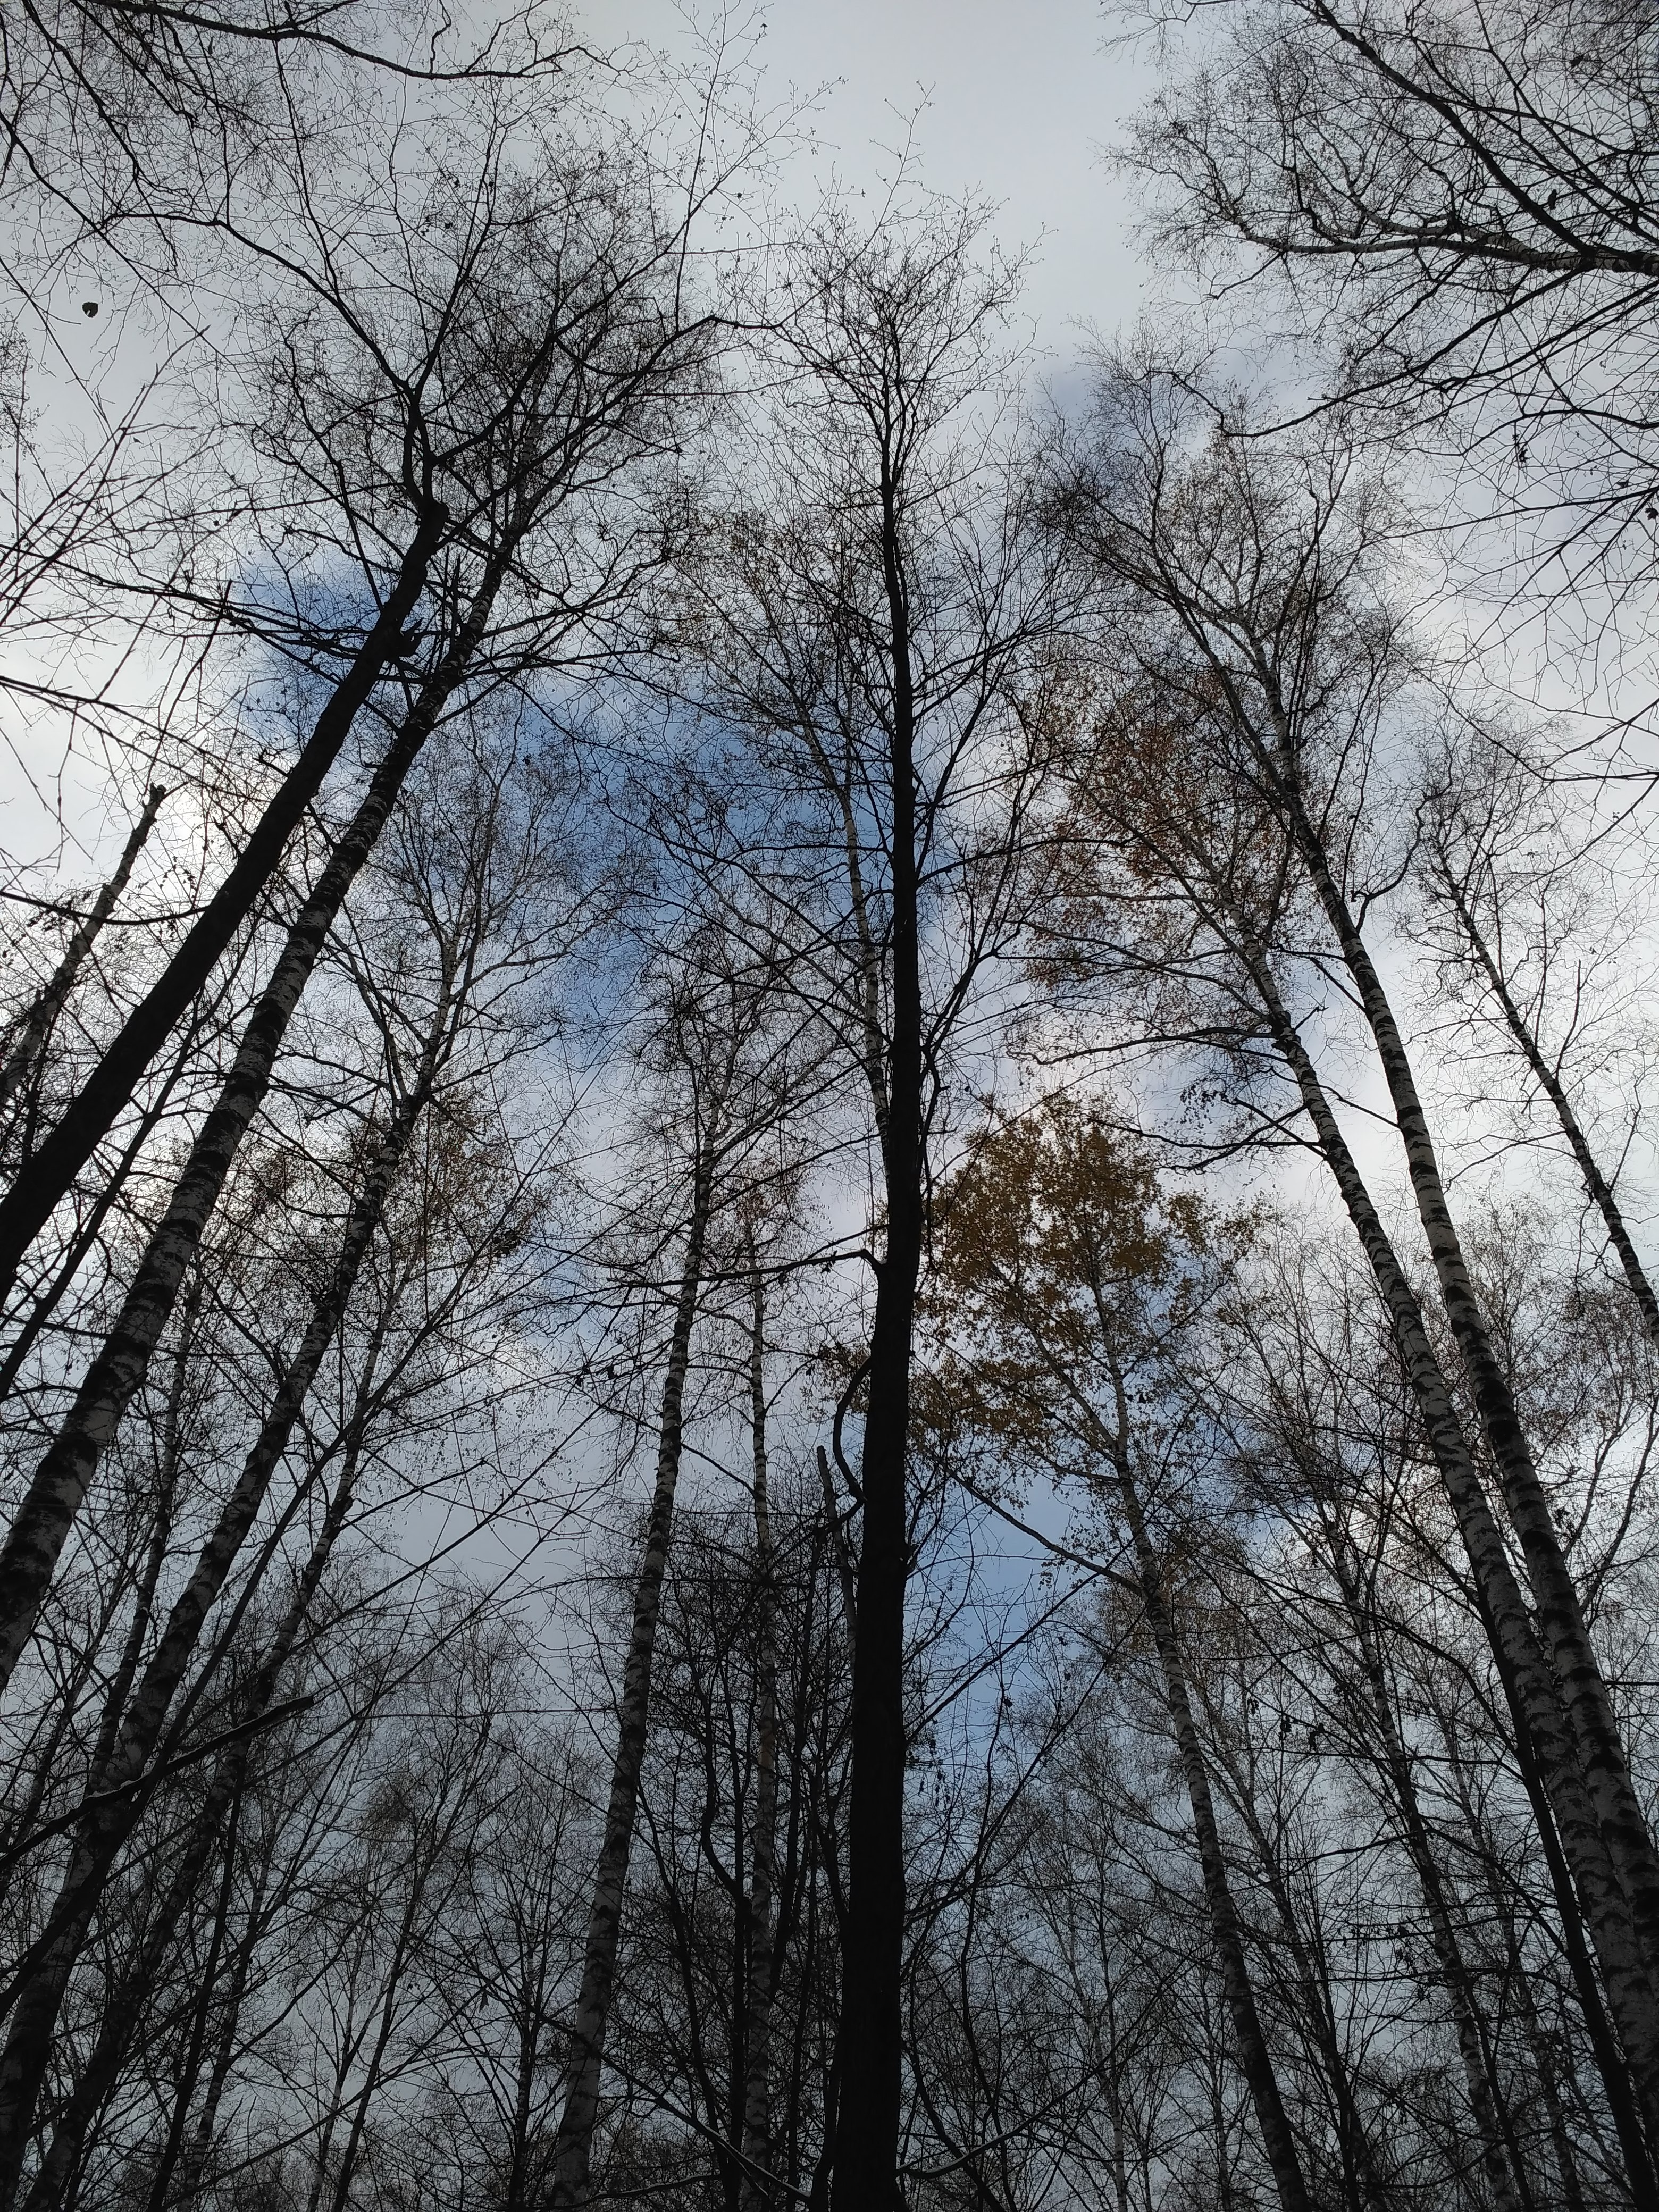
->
[577,0,1152,360]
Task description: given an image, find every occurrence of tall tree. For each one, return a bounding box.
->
[0,90,720,1700]
[672,199,1069,2208]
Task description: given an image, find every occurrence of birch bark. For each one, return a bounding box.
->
[1271,762,1659,1983]
[0,976,454,2195]
[1230,913,1659,2152]
[14,1414,376,2212]
[0,781,166,1124]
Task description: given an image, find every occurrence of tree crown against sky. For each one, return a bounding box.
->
[0,8,1657,2212]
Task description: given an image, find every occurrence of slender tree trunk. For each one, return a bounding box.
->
[85,1267,203,1791]
[0,1009,209,1395]
[741,1268,780,2212]
[1229,910,1659,2165]
[1103,1974,1132,2212]
[139,1777,245,2212]
[545,1154,713,2209]
[814,1447,858,1638]
[1111,1454,1313,2212]
[147,1798,242,2212]
[831,444,924,2212]
[502,1963,550,2212]
[0,551,502,1698]
[174,1452,367,2212]
[1442,1717,1592,2212]
[0,783,166,1122]
[1327,1546,1527,2212]
[1276,767,1659,1979]
[1203,1991,1242,2212]
[324,1836,447,2212]
[1437,859,1659,1342]
[171,1833,267,2212]
[21,1418,374,2212]
[1477,1578,1657,2201]
[13,1764,246,2212]
[1202,1689,1388,2212]
[0,501,447,1293]
[0,1238,400,2203]
[0,1092,423,2204]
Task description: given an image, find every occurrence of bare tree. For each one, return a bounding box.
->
[0,81,722,1707]
[1044,367,1659,2180]
[667,196,1073,2210]
[1121,0,1659,641]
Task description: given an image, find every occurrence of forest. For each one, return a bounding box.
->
[0,0,1656,2207]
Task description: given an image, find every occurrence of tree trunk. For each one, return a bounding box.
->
[831,438,924,2212]
[20,1417,375,2212]
[138,1774,245,2212]
[0,501,446,1294]
[1201,1691,1389,2212]
[1230,909,1659,2162]
[13,1764,245,2212]
[0,1012,209,1398]
[0,783,166,1124]
[544,1154,713,2209]
[1112,1453,1313,2212]
[1277,766,1659,1980]
[170,1833,267,2212]
[1440,1710,1593,2212]
[1326,1541,1527,2212]
[0,1166,414,2204]
[1437,858,1659,1343]
[741,1268,780,2212]
[0,1060,439,2181]
[0,550,503,1698]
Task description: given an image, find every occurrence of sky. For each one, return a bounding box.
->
[576,0,1153,360]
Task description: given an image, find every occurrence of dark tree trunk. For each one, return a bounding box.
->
[1437,859,1659,1343]
[1325,1545,1528,2212]
[14,1764,245,2212]
[0,981,454,2197]
[0,551,504,1700]
[1114,1458,1312,2212]
[0,783,166,1124]
[0,501,446,1296]
[831,448,924,2212]
[546,1155,713,2209]
[741,1268,780,2211]
[15,1398,378,2212]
